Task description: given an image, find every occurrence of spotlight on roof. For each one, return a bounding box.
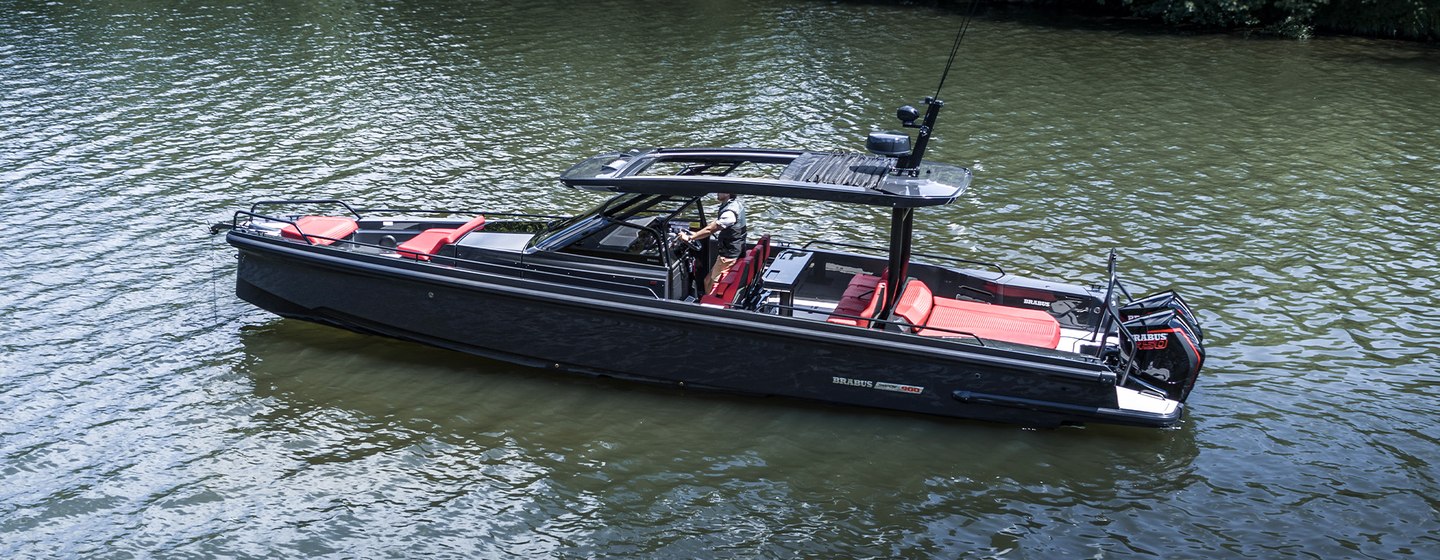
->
[897,105,921,128]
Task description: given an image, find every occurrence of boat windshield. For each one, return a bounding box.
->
[530,193,705,264]
[529,193,643,248]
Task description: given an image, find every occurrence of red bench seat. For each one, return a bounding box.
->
[826,272,886,327]
[396,215,487,261]
[280,216,359,246]
[894,279,1060,348]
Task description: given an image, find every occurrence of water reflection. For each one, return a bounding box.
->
[237,320,1199,555]
[5,0,1440,556]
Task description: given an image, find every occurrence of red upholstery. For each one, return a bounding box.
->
[919,299,1061,348]
[753,235,772,271]
[698,235,771,307]
[699,256,752,306]
[396,215,486,261]
[280,216,358,246]
[827,273,886,327]
[892,279,935,327]
[898,279,1061,348]
[830,276,1060,347]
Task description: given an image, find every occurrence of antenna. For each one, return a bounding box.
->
[883,0,981,175]
[934,0,981,102]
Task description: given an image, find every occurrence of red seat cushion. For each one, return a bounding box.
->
[396,215,486,260]
[892,279,935,328]
[280,216,358,246]
[699,237,771,307]
[827,274,886,328]
[918,297,1061,348]
[752,235,772,270]
[700,256,753,306]
[395,228,456,261]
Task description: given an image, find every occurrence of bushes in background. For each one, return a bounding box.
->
[985,0,1439,40]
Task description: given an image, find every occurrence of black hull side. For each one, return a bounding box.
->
[229,233,1182,428]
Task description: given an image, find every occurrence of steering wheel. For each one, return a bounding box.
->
[669,231,702,254]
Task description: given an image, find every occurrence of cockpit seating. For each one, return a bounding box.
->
[699,234,771,308]
[396,215,487,261]
[826,271,886,327]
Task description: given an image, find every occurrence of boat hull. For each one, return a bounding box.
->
[230,233,1182,428]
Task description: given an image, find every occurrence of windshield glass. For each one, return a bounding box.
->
[529,193,646,249]
[532,193,705,264]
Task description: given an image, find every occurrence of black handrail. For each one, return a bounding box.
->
[418,250,662,299]
[356,208,566,221]
[776,304,987,346]
[229,209,356,247]
[228,216,662,299]
[232,199,569,247]
[248,199,569,222]
[248,199,364,220]
[801,240,1005,277]
[801,239,888,256]
[1091,250,1146,386]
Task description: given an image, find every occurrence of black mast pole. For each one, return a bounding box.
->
[878,207,915,327]
[895,98,943,175]
[876,0,976,324]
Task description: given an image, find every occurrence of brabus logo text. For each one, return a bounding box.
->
[1023,299,1051,308]
[832,376,874,388]
[833,377,924,395]
[1134,332,1169,350]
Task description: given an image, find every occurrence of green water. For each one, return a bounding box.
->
[2,1,1437,557]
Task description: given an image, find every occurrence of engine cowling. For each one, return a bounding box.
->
[1120,293,1205,402]
[1120,290,1203,342]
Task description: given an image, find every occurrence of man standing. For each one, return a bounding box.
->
[679,192,747,293]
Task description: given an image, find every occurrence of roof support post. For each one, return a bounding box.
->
[878,207,914,327]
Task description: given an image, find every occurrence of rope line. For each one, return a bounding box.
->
[933,0,982,101]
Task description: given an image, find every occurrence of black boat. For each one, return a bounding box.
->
[214,96,1205,428]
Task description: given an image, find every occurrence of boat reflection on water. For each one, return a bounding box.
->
[235,319,1200,497]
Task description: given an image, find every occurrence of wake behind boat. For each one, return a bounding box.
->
[212,94,1206,428]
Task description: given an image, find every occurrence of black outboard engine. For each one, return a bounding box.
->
[1121,290,1203,342]
[1119,292,1205,402]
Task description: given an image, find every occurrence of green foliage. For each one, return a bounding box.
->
[1111,0,1328,37]
[993,0,1439,40]
[1314,0,1440,40]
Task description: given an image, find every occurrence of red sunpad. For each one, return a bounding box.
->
[280,216,358,246]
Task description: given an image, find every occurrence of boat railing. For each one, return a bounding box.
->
[248,199,365,219]
[410,250,664,299]
[226,209,664,299]
[245,198,569,223]
[227,209,358,247]
[1093,249,1147,388]
[228,199,568,247]
[757,301,990,346]
[800,239,886,258]
[802,240,1005,277]
[355,208,567,221]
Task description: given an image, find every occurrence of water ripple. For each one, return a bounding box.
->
[3,1,1439,558]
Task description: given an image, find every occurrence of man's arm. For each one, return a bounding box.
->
[681,208,735,242]
[682,220,723,242]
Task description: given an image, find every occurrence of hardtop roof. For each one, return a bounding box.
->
[559,147,971,208]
